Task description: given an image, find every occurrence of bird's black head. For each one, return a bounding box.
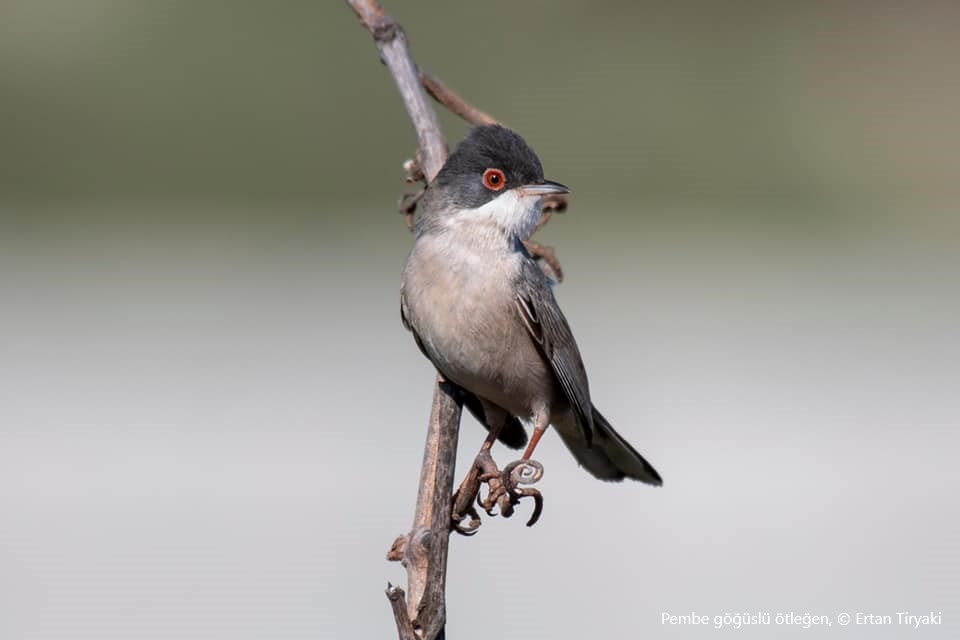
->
[430,125,567,209]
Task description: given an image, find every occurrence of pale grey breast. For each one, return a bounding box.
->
[402,234,557,419]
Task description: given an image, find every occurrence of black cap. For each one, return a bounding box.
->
[431,125,551,209]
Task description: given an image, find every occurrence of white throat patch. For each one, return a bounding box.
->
[458,189,542,240]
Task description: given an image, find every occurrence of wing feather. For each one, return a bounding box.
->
[515,259,594,445]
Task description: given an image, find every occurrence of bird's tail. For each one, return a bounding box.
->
[556,406,662,485]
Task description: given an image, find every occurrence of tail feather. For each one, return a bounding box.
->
[556,406,662,485]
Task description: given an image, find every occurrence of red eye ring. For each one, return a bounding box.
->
[482,168,506,191]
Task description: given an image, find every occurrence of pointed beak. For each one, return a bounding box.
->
[518,179,570,197]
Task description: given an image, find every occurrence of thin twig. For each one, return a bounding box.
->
[420,69,498,126]
[385,584,418,640]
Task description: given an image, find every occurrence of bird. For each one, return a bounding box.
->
[400,124,661,485]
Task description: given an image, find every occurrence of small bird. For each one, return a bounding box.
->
[401,125,661,485]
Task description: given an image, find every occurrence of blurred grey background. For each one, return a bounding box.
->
[1,1,957,639]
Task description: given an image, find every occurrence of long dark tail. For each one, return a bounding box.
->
[557,406,662,485]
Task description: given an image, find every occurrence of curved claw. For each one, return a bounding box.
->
[451,461,485,532]
[477,479,506,515]
[496,491,515,518]
[452,505,482,536]
[514,487,543,526]
[498,459,545,526]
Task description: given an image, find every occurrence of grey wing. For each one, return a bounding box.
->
[514,259,595,445]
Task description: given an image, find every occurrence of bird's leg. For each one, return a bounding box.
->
[520,409,553,461]
[478,418,503,453]
[451,415,505,535]
[521,425,547,461]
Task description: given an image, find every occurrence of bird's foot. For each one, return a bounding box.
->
[497,459,544,526]
[451,449,544,534]
[451,460,483,536]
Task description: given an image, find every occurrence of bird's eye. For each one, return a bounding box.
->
[482,168,506,191]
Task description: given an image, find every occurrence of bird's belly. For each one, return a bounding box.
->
[404,256,554,418]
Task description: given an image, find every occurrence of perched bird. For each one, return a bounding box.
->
[401,125,661,485]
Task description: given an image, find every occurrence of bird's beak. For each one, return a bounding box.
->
[518,179,570,197]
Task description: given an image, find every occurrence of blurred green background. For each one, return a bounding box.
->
[3,0,958,222]
[2,3,958,640]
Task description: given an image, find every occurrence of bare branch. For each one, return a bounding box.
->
[347,3,459,638]
[404,381,462,640]
[385,584,418,640]
[347,0,447,181]
[419,69,498,126]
